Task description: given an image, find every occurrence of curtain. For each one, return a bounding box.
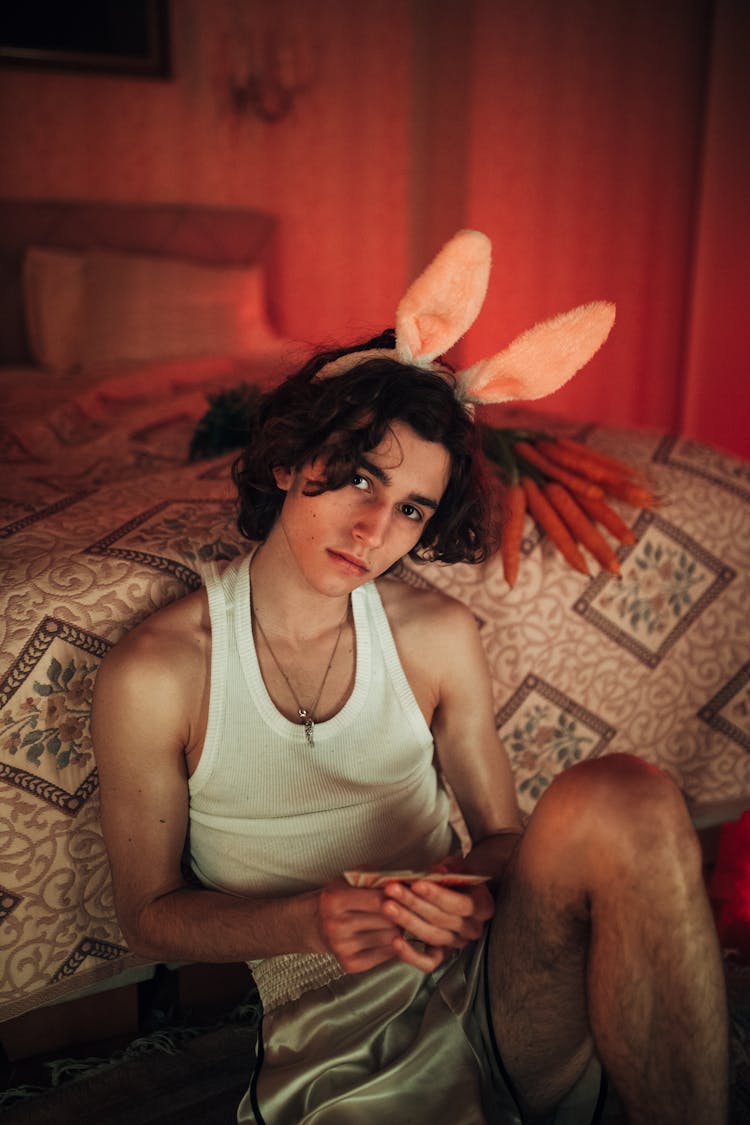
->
[681,0,750,459]
[410,0,748,459]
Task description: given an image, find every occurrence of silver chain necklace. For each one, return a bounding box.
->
[250,584,349,748]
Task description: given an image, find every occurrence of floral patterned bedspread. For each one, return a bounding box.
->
[1,372,749,1021]
[400,413,750,818]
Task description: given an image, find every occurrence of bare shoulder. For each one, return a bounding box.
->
[375,573,481,683]
[377,573,476,640]
[93,588,210,754]
[98,588,209,683]
[377,577,518,837]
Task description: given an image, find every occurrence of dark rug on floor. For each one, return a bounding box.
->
[728,959,750,1125]
[0,998,260,1125]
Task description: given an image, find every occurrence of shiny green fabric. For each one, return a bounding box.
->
[238,933,604,1124]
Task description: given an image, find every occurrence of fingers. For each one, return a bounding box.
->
[382,879,494,949]
[392,934,448,973]
[320,880,387,919]
[336,932,404,974]
[388,877,494,928]
[316,876,495,976]
[317,881,403,973]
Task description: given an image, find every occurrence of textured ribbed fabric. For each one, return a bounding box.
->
[188,553,455,1008]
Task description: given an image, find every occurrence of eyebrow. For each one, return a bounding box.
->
[359,457,441,511]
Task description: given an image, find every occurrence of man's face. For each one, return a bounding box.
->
[272,421,451,595]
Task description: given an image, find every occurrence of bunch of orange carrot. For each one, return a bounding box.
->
[479,426,657,587]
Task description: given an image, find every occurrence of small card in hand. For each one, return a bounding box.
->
[343,869,491,889]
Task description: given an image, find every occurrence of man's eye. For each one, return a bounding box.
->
[400,503,423,522]
[351,474,370,491]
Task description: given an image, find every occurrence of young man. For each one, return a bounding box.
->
[92,337,728,1124]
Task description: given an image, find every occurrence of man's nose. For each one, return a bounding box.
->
[353,500,390,546]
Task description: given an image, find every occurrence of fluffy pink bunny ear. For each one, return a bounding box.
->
[316,229,615,400]
[457,301,616,404]
[395,229,491,364]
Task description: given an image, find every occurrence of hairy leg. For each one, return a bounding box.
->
[488,754,728,1124]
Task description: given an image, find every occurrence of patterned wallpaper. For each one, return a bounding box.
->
[0,0,414,348]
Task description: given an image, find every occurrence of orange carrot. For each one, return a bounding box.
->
[500,481,526,587]
[537,439,636,487]
[544,482,621,575]
[576,493,637,545]
[554,436,638,476]
[602,477,657,508]
[521,477,590,576]
[514,441,604,500]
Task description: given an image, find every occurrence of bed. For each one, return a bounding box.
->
[1,200,749,1033]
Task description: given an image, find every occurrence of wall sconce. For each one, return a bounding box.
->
[230,28,314,123]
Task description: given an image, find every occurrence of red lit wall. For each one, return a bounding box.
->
[0,0,746,458]
[681,0,750,459]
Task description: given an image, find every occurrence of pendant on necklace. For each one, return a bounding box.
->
[298,708,315,747]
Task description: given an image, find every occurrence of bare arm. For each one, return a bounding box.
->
[431,597,524,872]
[377,595,523,969]
[91,600,402,971]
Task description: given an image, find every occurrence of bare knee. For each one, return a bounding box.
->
[522,753,701,884]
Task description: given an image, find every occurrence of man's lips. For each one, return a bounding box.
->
[327,549,370,574]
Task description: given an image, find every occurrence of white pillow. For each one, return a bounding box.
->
[81,250,273,369]
[23,246,85,373]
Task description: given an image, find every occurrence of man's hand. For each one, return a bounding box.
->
[380,866,495,972]
[317,878,404,973]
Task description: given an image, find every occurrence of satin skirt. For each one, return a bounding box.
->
[237,931,604,1125]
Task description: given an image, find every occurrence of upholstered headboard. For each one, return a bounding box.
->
[0,199,279,364]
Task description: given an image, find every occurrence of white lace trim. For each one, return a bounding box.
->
[252,952,345,1012]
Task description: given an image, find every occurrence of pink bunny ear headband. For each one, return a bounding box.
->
[316,229,615,410]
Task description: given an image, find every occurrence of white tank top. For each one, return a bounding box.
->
[189,553,454,899]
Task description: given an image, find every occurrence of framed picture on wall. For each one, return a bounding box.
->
[0,1,171,79]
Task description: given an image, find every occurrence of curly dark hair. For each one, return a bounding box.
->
[232,330,497,564]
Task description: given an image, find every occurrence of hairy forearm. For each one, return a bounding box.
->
[121,884,324,964]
